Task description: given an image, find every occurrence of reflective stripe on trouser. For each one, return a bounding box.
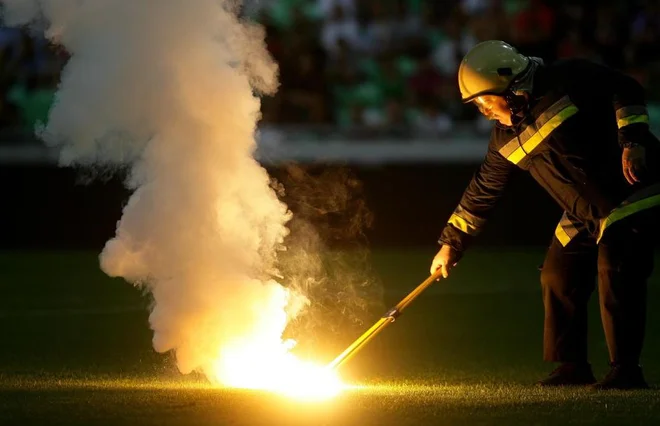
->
[598,182,660,243]
[447,205,485,236]
[499,96,579,164]
[615,105,649,128]
[554,212,583,247]
[541,221,654,364]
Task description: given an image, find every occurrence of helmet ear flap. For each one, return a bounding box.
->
[502,58,535,116]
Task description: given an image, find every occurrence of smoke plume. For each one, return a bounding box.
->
[276,165,383,356]
[2,0,317,379]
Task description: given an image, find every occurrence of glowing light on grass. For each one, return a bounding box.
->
[213,341,344,400]
[210,286,344,400]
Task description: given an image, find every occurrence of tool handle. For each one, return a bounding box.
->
[327,270,443,370]
[394,269,443,312]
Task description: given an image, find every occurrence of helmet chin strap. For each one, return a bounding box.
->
[504,91,528,126]
[505,91,528,114]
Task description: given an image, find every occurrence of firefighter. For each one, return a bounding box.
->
[430,40,660,389]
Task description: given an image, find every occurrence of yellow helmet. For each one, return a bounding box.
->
[458,40,530,103]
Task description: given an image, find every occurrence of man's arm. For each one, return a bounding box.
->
[570,59,651,148]
[438,141,515,253]
[570,59,657,183]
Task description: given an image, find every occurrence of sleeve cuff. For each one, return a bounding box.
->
[616,105,649,129]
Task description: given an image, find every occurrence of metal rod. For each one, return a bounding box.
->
[328,270,443,370]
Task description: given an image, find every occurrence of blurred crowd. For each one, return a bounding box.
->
[255,0,660,137]
[2,0,660,141]
[0,25,66,140]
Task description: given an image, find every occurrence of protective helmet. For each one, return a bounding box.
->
[458,40,530,103]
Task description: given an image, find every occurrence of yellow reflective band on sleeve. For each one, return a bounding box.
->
[616,105,647,120]
[448,214,480,236]
[555,223,571,247]
[617,114,649,129]
[598,193,660,243]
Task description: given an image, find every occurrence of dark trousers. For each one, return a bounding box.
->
[541,212,656,364]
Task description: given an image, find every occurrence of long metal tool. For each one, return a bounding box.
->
[328,270,443,370]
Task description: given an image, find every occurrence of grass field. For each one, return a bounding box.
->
[1,248,660,425]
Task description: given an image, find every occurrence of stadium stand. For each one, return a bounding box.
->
[1,0,660,144]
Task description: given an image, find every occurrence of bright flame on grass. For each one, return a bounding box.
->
[210,285,344,400]
[213,340,343,400]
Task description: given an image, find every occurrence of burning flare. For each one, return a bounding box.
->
[207,282,345,399]
[213,338,343,399]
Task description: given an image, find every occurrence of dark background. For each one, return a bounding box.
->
[2,163,558,250]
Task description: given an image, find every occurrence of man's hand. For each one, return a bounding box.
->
[622,145,647,185]
[430,245,460,278]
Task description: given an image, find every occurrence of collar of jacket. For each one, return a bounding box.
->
[496,57,546,130]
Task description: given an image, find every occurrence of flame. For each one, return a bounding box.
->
[212,338,344,400]
[209,283,345,400]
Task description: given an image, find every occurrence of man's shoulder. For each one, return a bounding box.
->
[548,57,596,69]
[543,57,602,81]
[533,57,602,99]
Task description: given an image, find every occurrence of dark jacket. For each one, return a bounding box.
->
[439,58,660,252]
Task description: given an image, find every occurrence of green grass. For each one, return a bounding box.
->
[1,248,660,425]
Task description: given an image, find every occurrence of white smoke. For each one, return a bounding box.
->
[3,0,310,378]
